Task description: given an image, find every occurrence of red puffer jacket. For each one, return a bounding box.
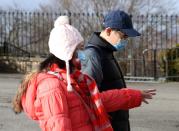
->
[22,72,142,131]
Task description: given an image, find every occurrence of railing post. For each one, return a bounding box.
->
[3,42,8,56]
[154,49,157,80]
[142,49,149,76]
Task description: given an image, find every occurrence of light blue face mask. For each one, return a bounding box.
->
[113,39,128,51]
[77,50,86,61]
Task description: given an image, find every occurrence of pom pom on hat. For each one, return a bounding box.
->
[54,15,70,27]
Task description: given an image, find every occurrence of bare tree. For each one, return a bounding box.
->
[39,0,178,14]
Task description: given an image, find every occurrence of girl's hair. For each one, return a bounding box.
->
[12,54,73,114]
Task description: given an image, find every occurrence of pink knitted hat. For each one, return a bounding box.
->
[48,16,84,91]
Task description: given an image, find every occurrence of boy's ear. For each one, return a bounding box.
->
[105,27,112,36]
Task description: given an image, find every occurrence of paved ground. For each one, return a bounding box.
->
[0,74,179,131]
[129,82,179,131]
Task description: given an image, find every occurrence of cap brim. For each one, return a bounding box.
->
[120,29,141,37]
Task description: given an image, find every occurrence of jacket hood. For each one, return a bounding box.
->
[86,32,116,52]
[21,73,55,120]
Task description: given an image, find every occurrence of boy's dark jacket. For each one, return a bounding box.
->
[80,32,130,131]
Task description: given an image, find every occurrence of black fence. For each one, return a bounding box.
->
[0,11,179,80]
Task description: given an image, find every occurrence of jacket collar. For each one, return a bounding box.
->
[86,32,117,52]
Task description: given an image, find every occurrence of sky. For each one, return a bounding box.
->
[0,0,50,11]
[0,0,179,13]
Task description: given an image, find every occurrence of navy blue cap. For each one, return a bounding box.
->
[103,10,141,37]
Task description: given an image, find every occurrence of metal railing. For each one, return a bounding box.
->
[0,11,178,80]
[0,41,30,57]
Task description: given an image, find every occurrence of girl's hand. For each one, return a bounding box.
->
[141,89,156,104]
